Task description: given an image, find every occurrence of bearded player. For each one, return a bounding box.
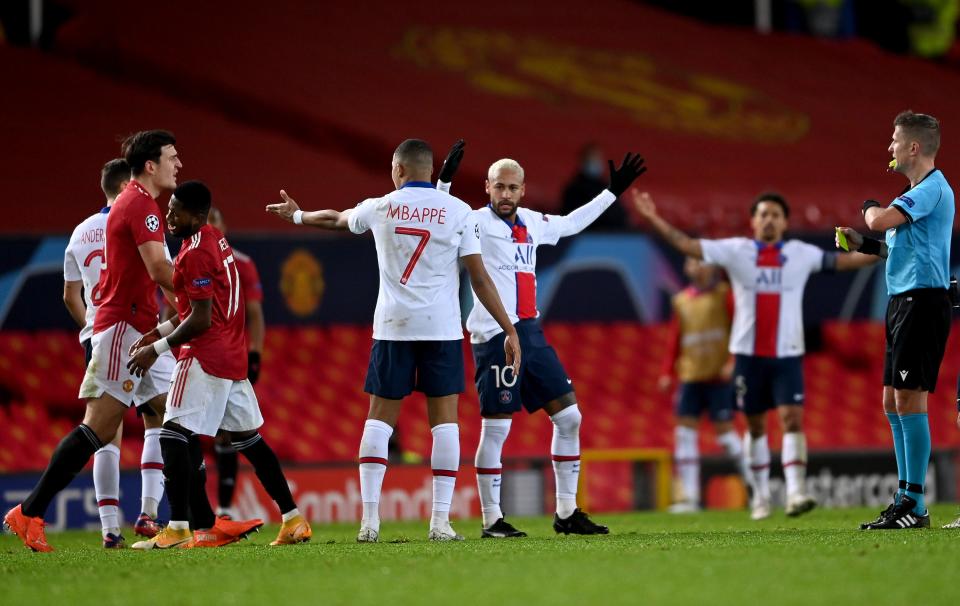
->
[439,152,646,537]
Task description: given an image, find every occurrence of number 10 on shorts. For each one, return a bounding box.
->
[490,365,518,388]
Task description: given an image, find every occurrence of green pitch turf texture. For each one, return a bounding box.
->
[2,506,959,606]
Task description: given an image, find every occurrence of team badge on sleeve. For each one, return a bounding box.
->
[145,215,161,232]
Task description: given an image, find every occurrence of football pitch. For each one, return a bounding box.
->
[2,506,959,606]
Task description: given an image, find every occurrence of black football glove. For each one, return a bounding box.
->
[438,139,465,184]
[607,152,647,197]
[248,351,261,385]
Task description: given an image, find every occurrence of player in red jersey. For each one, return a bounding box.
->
[208,207,265,519]
[128,182,310,549]
[4,130,180,552]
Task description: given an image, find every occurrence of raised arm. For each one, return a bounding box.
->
[549,152,647,239]
[266,190,353,231]
[632,191,703,259]
[862,200,908,233]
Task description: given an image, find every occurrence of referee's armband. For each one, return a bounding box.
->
[859,237,882,256]
[821,252,838,273]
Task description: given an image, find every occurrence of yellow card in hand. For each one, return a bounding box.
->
[836,227,849,251]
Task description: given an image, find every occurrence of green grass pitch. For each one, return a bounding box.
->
[2,505,959,606]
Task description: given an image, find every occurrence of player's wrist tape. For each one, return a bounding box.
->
[293,210,304,225]
[862,199,881,215]
[859,237,882,256]
[153,338,171,355]
[156,320,175,337]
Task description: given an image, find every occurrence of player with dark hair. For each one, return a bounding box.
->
[61,158,169,547]
[636,189,880,520]
[5,130,180,552]
[128,181,310,548]
[437,150,645,537]
[267,138,521,542]
[837,110,953,530]
[207,206,265,519]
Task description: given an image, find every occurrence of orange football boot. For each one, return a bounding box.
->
[183,516,263,548]
[3,505,53,552]
[270,514,312,546]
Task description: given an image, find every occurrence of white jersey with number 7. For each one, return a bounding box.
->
[348,182,481,341]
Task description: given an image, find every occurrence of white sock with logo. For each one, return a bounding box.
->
[782,432,808,498]
[550,405,582,519]
[674,426,700,504]
[475,418,511,528]
[141,428,164,518]
[745,433,771,503]
[93,443,121,537]
[358,419,392,532]
[430,423,459,529]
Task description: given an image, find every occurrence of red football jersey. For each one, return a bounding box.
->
[93,180,166,334]
[233,249,263,303]
[173,224,247,380]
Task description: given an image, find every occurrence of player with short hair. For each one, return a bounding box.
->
[5,130,181,552]
[62,158,168,547]
[439,152,646,537]
[838,110,954,530]
[659,258,744,513]
[128,181,310,549]
[266,138,521,542]
[636,190,880,520]
[207,206,265,519]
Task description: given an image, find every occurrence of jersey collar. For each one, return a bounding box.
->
[99,206,110,214]
[487,203,524,228]
[400,181,434,189]
[753,240,784,250]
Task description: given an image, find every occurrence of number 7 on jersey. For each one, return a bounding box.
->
[394,227,431,285]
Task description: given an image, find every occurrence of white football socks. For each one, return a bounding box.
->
[550,405,582,519]
[716,429,747,481]
[782,432,808,498]
[140,427,164,518]
[475,418,511,528]
[93,443,121,537]
[745,433,771,503]
[674,426,700,504]
[358,419,392,532]
[430,423,459,529]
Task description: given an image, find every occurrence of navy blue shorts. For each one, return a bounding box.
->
[363,339,465,399]
[733,354,804,415]
[675,382,735,423]
[472,320,572,415]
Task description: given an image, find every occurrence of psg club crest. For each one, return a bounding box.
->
[499,390,513,404]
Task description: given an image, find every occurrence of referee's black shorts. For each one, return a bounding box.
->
[883,288,951,392]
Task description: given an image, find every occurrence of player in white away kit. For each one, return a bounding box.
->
[267,139,520,541]
[636,191,880,519]
[62,158,169,547]
[438,153,646,537]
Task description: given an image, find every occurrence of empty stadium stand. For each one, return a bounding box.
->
[3,1,960,234]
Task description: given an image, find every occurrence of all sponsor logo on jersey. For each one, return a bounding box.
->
[756,267,782,288]
[515,244,534,265]
[145,215,160,232]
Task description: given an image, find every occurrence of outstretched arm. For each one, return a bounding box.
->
[632,191,703,259]
[549,152,648,239]
[266,190,353,231]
